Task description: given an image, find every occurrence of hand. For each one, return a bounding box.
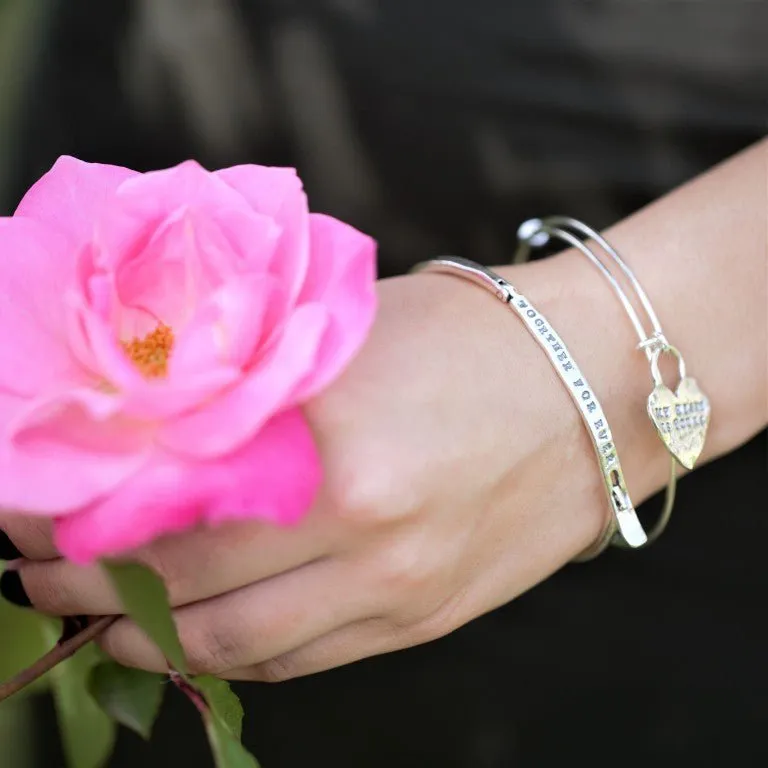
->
[7,142,765,681]
[0,255,659,681]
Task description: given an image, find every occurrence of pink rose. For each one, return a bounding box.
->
[0,157,376,563]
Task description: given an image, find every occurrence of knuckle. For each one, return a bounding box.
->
[184,620,249,675]
[405,613,450,646]
[256,656,295,684]
[325,459,409,530]
[375,536,434,598]
[403,594,467,647]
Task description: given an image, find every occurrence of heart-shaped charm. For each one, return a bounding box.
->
[647,377,710,470]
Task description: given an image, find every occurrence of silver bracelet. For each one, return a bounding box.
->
[515,216,711,547]
[413,257,646,559]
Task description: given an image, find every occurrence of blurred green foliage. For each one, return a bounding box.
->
[0,560,61,768]
[0,562,60,693]
[1,3,61,761]
[51,643,117,768]
[0,0,50,208]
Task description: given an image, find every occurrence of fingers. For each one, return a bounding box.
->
[225,607,455,683]
[227,618,401,682]
[16,511,340,616]
[223,579,469,683]
[0,515,57,560]
[99,558,371,674]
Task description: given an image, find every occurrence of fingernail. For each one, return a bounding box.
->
[0,532,22,561]
[0,569,32,608]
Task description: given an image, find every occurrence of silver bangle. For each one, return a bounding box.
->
[413,256,646,559]
[515,216,711,548]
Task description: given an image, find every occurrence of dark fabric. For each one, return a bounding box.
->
[6,1,767,766]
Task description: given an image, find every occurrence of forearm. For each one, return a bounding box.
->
[500,139,767,504]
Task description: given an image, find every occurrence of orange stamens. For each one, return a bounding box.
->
[121,324,175,378]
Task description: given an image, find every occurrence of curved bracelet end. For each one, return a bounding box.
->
[517,218,550,247]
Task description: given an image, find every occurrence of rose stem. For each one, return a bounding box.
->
[0,615,118,702]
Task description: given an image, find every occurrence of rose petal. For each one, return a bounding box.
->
[0,388,151,514]
[216,165,310,302]
[0,218,90,396]
[169,274,289,375]
[110,206,279,333]
[293,213,377,399]
[113,160,255,222]
[14,156,138,246]
[91,161,280,279]
[204,407,321,526]
[114,208,202,330]
[54,408,321,563]
[160,303,329,458]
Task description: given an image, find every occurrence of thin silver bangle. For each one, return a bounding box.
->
[515,216,712,546]
[413,256,646,560]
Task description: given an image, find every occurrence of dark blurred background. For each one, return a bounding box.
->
[0,1,766,767]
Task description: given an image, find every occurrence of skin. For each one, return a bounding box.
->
[2,139,766,683]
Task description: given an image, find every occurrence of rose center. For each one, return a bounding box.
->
[121,324,175,378]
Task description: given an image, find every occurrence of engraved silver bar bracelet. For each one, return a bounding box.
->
[413,257,647,560]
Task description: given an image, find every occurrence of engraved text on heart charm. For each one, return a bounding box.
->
[647,376,710,470]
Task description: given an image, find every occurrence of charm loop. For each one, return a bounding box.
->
[649,344,687,388]
[637,329,670,356]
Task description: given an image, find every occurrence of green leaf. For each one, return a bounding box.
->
[50,640,116,768]
[176,676,259,767]
[204,718,261,768]
[89,661,165,740]
[103,561,187,674]
[0,694,38,768]
[0,561,60,697]
[193,676,244,740]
